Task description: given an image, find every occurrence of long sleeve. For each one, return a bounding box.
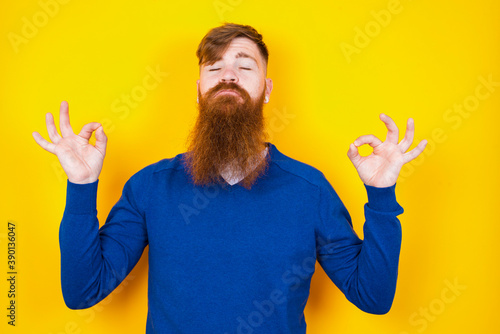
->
[59,174,149,309]
[316,181,404,314]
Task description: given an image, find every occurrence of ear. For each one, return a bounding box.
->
[264,78,273,103]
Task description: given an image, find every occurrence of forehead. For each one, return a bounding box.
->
[207,37,264,66]
[224,37,260,57]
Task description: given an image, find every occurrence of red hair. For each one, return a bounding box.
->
[196,23,269,67]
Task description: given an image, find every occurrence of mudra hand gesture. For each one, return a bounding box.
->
[347,114,427,188]
[32,101,107,184]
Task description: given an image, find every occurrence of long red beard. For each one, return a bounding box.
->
[184,82,268,189]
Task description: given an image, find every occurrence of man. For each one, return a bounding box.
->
[32,23,427,333]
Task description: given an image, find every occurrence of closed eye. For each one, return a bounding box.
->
[209,68,220,71]
[240,67,251,70]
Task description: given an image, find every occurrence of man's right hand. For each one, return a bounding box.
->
[32,101,107,184]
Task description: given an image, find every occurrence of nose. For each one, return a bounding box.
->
[220,67,238,83]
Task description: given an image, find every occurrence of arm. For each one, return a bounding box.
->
[317,114,426,314]
[316,181,403,314]
[33,101,147,308]
[60,176,148,309]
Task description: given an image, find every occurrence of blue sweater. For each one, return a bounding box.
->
[60,143,404,333]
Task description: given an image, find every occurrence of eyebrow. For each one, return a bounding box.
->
[202,52,260,70]
[235,52,258,64]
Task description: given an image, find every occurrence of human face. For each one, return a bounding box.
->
[197,37,273,104]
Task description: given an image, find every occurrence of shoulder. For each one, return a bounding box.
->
[126,152,187,185]
[268,143,331,190]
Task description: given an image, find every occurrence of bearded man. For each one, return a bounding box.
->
[33,23,427,333]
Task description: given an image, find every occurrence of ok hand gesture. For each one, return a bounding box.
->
[32,101,107,184]
[347,114,427,188]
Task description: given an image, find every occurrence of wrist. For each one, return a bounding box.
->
[68,175,99,185]
[364,183,402,212]
[65,180,99,214]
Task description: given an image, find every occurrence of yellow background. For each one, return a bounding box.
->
[1,0,499,333]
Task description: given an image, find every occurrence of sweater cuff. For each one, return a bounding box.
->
[364,183,401,212]
[65,180,99,215]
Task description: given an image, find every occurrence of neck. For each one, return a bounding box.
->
[219,145,268,185]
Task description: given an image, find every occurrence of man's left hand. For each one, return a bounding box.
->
[347,114,427,188]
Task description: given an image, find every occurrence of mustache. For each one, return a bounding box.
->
[205,82,250,100]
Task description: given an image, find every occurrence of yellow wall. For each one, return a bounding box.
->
[1,0,499,333]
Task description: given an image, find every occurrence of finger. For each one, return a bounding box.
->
[399,118,415,153]
[347,143,361,165]
[94,125,108,156]
[403,139,428,163]
[45,112,61,143]
[59,101,74,137]
[78,122,103,140]
[353,134,383,148]
[380,113,399,144]
[32,131,56,154]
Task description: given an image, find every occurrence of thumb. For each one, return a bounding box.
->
[94,125,108,156]
[347,143,361,166]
